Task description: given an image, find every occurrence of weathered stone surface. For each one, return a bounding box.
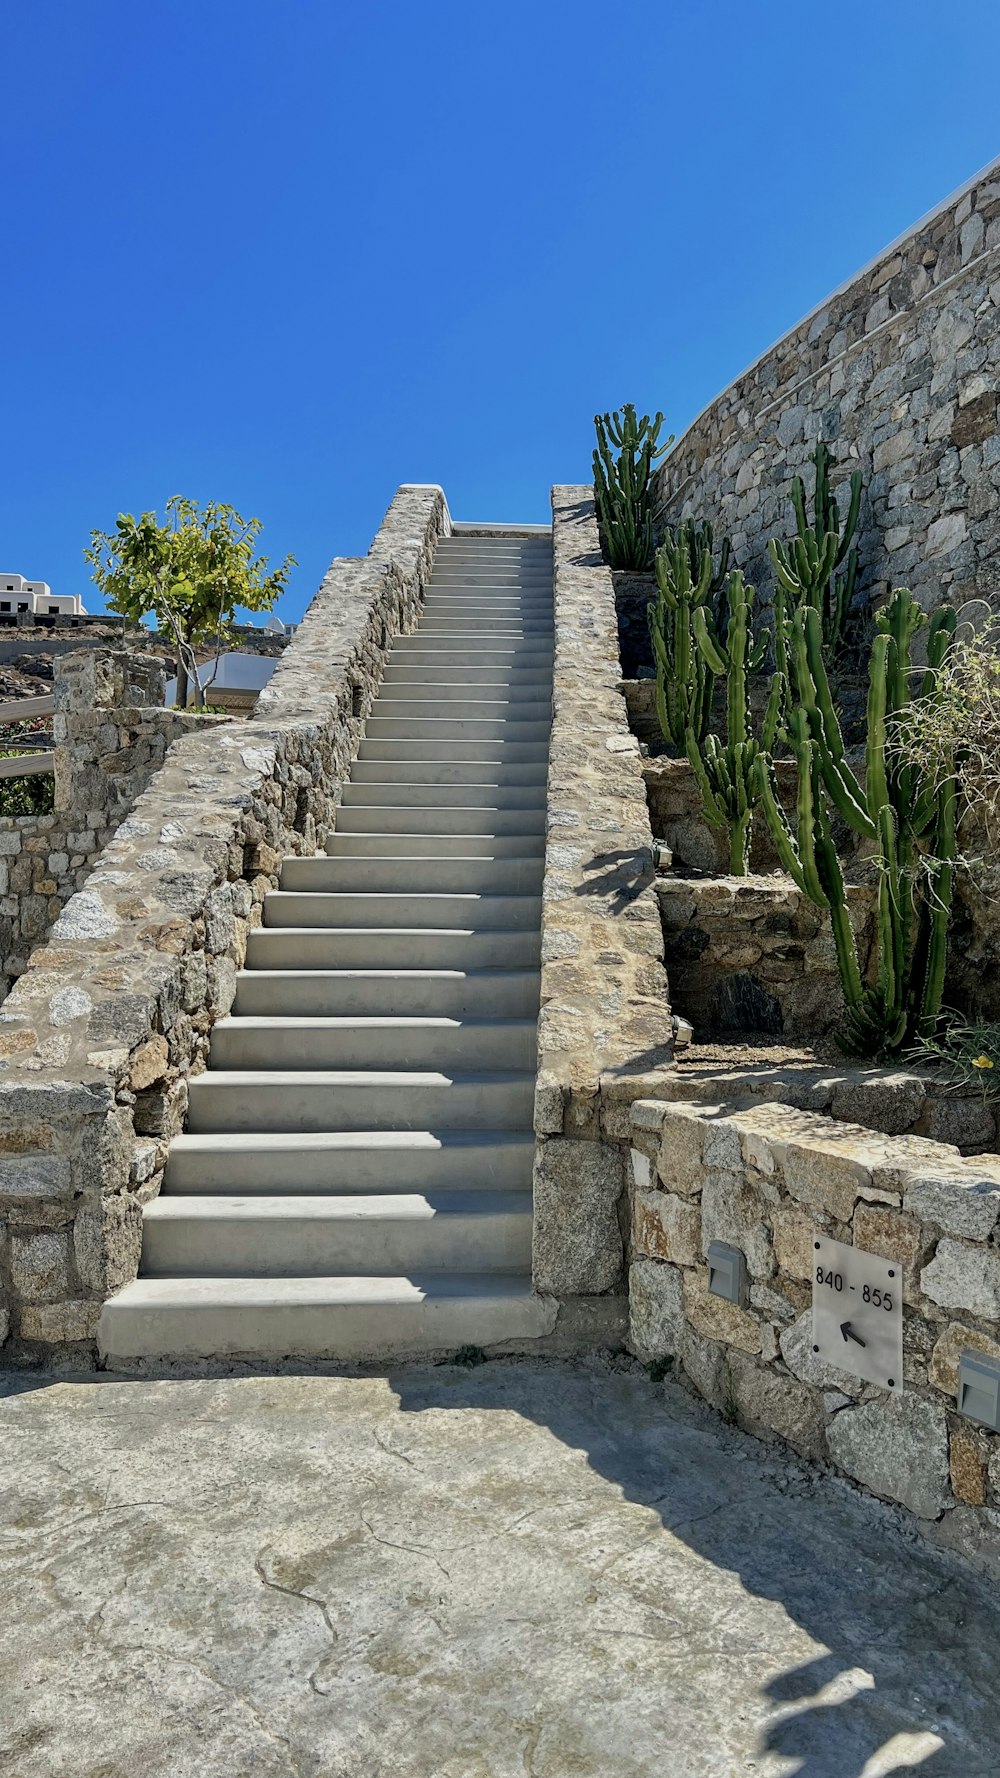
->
[633,1188,701,1266]
[921,1239,1000,1318]
[904,1168,1000,1240]
[853,1204,927,1301]
[772,1204,821,1281]
[533,1138,625,1295]
[827,1394,952,1519]
[700,1166,776,1279]
[779,1130,876,1222]
[951,1428,988,1506]
[18,1298,102,1343]
[73,1197,142,1295]
[9,1231,71,1302]
[683,1270,762,1355]
[655,1102,708,1195]
[929,1320,1000,1395]
[726,1349,827,1461]
[779,1310,863,1395]
[628,1258,684,1359]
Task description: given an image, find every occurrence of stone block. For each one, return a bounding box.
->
[73,1196,143,1294]
[904,1169,1000,1241]
[778,1131,874,1222]
[633,1188,701,1266]
[928,1321,1000,1396]
[853,1203,928,1303]
[921,1239,1000,1318]
[19,1299,102,1343]
[826,1393,952,1519]
[683,1268,762,1355]
[829,1074,925,1135]
[532,1138,624,1295]
[772,1204,821,1281]
[700,1167,776,1279]
[10,1231,72,1302]
[950,1428,987,1505]
[779,1310,863,1395]
[726,1349,827,1461]
[655,1102,707,1195]
[128,1035,169,1092]
[629,1258,684,1360]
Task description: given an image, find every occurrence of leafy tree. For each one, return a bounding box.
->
[85,496,296,707]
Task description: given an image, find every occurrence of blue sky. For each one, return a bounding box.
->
[3,1,999,625]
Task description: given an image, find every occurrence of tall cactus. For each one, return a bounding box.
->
[647,522,730,751]
[593,405,673,569]
[755,588,958,1055]
[685,571,779,875]
[768,440,862,655]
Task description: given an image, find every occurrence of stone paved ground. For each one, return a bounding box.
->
[1,1356,997,1778]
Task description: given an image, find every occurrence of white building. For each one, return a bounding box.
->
[0,574,87,617]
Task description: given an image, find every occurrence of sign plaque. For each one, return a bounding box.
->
[811,1234,903,1393]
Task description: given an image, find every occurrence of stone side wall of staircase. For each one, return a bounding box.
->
[0,486,447,1363]
[531,488,674,1320]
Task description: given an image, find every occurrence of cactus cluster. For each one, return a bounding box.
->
[768,440,862,657]
[754,591,957,1055]
[687,571,777,875]
[647,521,730,752]
[593,405,673,570]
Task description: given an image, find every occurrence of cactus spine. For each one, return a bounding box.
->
[768,440,862,655]
[648,522,730,751]
[756,588,958,1055]
[593,405,673,570]
[686,571,777,875]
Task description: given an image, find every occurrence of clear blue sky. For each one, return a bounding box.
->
[3,1,999,624]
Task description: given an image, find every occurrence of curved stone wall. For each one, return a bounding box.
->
[656,158,1000,620]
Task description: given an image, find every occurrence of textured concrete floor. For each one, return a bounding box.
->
[1,1356,997,1778]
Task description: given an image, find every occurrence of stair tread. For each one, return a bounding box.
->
[169,1129,534,1152]
[213,1015,537,1030]
[104,1272,538,1306]
[193,1068,534,1085]
[144,1191,532,1219]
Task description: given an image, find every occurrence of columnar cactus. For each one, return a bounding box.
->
[686,570,779,874]
[755,588,958,1054]
[593,405,673,570]
[647,523,729,751]
[768,440,862,655]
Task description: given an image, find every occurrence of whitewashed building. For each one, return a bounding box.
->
[0,574,87,617]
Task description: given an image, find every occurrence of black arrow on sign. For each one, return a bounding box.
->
[840,1322,867,1348]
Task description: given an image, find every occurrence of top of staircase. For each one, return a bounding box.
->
[448,522,552,537]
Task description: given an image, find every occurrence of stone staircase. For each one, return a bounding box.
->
[100,529,557,1361]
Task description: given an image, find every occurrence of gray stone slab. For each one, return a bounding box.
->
[0,1357,997,1776]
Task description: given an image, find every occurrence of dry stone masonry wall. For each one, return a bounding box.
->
[1,653,223,1001]
[0,486,447,1364]
[532,489,673,1322]
[656,158,1000,621]
[629,1096,1000,1566]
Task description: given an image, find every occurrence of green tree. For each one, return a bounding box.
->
[85,496,296,707]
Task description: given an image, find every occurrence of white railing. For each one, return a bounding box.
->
[0,693,56,779]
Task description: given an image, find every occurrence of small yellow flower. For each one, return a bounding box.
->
[972,1055,995,1070]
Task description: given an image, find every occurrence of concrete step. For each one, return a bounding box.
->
[262,890,542,930]
[185,1070,536,1133]
[389,648,553,669]
[163,1129,535,1193]
[349,760,548,787]
[245,926,541,970]
[415,623,553,639]
[98,1273,554,1362]
[342,780,547,809]
[381,663,552,685]
[376,678,551,703]
[360,720,550,746]
[334,805,545,835]
[372,698,551,724]
[141,1191,533,1277]
[324,832,546,857]
[232,968,540,1020]
[280,854,544,892]
[429,573,552,589]
[357,738,549,762]
[209,1015,538,1072]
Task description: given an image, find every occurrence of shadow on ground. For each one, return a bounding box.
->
[0,1354,993,1778]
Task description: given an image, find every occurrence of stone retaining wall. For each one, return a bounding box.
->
[628,1096,1000,1567]
[0,654,225,1002]
[655,158,1000,625]
[531,489,673,1323]
[0,486,448,1365]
